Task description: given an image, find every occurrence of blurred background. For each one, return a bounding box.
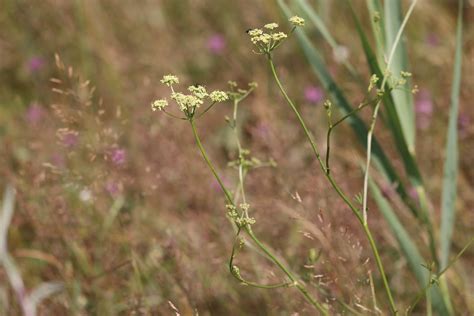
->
[0,0,473,315]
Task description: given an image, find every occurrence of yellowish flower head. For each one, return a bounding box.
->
[151,99,168,111]
[248,28,263,37]
[272,32,287,41]
[160,74,179,86]
[264,23,279,30]
[210,90,229,102]
[188,85,208,99]
[289,16,305,26]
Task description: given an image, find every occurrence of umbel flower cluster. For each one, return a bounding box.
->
[247,15,305,54]
[151,74,228,119]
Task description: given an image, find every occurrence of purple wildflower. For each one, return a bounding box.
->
[304,86,324,104]
[415,89,433,130]
[110,148,126,166]
[458,113,470,138]
[28,56,45,72]
[207,34,226,55]
[25,103,44,125]
[106,181,121,196]
[50,153,65,168]
[425,33,439,47]
[57,129,79,148]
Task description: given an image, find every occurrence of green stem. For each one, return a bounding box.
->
[189,119,328,315]
[326,97,381,174]
[190,119,233,203]
[268,56,397,314]
[245,226,328,315]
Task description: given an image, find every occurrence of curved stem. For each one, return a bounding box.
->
[197,101,217,119]
[268,56,397,314]
[245,226,328,315]
[361,0,418,230]
[326,97,380,174]
[190,119,328,315]
[190,119,233,203]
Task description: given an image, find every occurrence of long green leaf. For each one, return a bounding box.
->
[384,0,416,153]
[366,0,385,66]
[347,3,424,216]
[348,0,441,284]
[276,0,407,201]
[369,179,449,315]
[440,0,463,271]
[295,0,358,78]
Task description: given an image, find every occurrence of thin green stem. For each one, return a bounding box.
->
[361,0,418,225]
[406,235,474,314]
[268,56,397,314]
[190,119,233,203]
[245,226,328,315]
[196,101,217,119]
[190,118,328,314]
[326,97,381,174]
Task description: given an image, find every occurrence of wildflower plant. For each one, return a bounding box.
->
[151,5,470,315]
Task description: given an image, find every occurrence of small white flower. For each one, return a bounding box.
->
[210,90,229,102]
[172,92,203,111]
[248,28,263,37]
[333,45,349,63]
[272,32,287,41]
[79,188,92,203]
[289,16,305,26]
[264,23,279,30]
[160,74,179,86]
[151,99,168,111]
[188,85,208,99]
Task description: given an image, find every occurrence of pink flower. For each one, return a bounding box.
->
[425,33,439,47]
[304,86,324,104]
[50,153,65,168]
[27,56,45,72]
[415,89,433,130]
[207,34,226,55]
[105,181,121,196]
[57,129,79,148]
[458,113,470,138]
[110,148,126,166]
[25,103,44,125]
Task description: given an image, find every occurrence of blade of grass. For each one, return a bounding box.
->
[369,179,449,315]
[347,2,438,267]
[366,0,385,67]
[440,0,463,271]
[384,0,416,153]
[294,0,359,79]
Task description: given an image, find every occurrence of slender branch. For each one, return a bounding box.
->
[162,109,187,120]
[325,97,381,174]
[361,0,418,224]
[267,56,397,314]
[190,118,328,314]
[405,235,474,315]
[190,119,233,203]
[196,101,217,119]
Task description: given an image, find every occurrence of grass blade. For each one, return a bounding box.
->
[366,0,385,66]
[384,0,416,153]
[347,2,425,215]
[369,179,449,315]
[295,0,359,78]
[440,0,463,271]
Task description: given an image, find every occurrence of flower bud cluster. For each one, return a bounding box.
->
[226,203,256,228]
[151,74,229,118]
[247,16,305,54]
